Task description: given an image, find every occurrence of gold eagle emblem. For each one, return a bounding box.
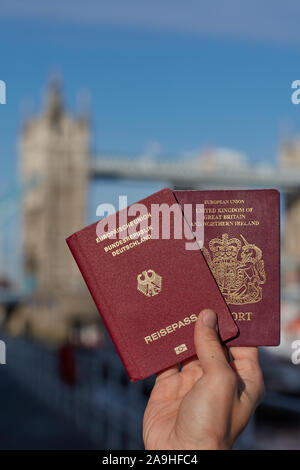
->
[137,269,162,297]
[202,233,266,305]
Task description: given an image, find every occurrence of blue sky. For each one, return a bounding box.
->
[1,1,300,185]
[0,1,300,281]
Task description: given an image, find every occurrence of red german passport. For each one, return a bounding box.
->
[174,189,280,346]
[66,188,238,381]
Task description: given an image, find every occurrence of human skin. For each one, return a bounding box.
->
[143,309,265,450]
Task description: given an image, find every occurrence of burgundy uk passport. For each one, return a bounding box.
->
[174,189,280,346]
[66,188,238,381]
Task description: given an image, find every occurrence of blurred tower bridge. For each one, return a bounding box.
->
[90,155,300,193]
[2,81,300,340]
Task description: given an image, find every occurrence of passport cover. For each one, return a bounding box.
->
[174,189,280,346]
[66,188,238,381]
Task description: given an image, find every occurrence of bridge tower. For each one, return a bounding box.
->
[18,80,95,341]
[280,139,300,264]
[20,79,89,294]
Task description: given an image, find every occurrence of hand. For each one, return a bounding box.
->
[143,309,265,450]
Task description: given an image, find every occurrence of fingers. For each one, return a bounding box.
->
[180,355,198,370]
[155,364,179,383]
[229,346,259,362]
[194,309,231,375]
[180,355,204,378]
[222,345,231,363]
[230,346,265,407]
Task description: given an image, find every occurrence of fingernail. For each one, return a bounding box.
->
[202,309,217,329]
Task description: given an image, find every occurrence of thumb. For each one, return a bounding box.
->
[194,309,230,375]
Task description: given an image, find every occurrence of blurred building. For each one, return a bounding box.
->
[281,139,300,264]
[12,80,97,343]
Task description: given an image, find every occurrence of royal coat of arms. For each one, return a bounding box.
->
[202,233,266,305]
[137,269,162,297]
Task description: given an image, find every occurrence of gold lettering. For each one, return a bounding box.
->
[145,314,198,344]
[231,312,253,321]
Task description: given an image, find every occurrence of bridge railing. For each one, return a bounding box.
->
[4,333,154,449]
